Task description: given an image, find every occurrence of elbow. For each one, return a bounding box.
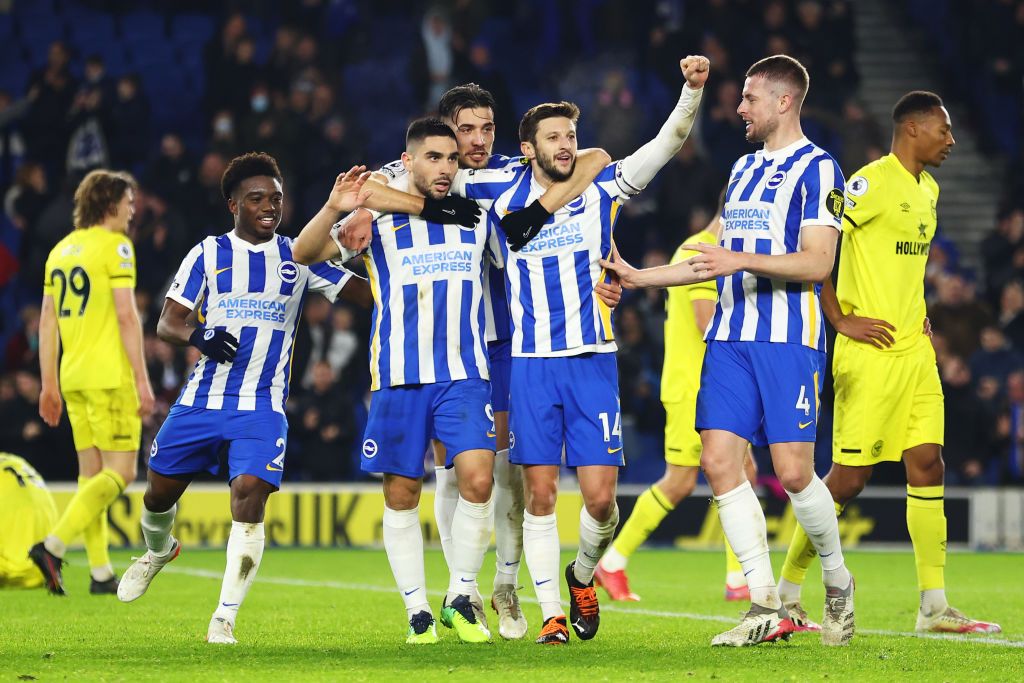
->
[155,316,174,344]
[291,242,314,266]
[813,262,835,284]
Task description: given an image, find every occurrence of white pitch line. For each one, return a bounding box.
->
[154,565,1023,648]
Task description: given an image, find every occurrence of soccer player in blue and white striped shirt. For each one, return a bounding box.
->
[116,153,422,644]
[601,55,855,648]
[452,55,710,644]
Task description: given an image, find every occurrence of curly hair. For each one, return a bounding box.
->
[220,152,283,201]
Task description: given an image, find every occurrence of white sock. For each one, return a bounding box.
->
[920,589,948,616]
[492,449,524,587]
[787,476,851,589]
[574,504,618,585]
[447,496,493,599]
[212,521,265,625]
[383,506,430,618]
[43,535,66,558]
[716,481,780,609]
[599,545,628,573]
[433,466,459,571]
[523,511,562,620]
[141,505,176,556]
[778,577,802,604]
[726,571,746,588]
[91,564,115,582]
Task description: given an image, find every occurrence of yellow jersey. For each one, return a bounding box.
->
[0,453,56,587]
[660,229,718,403]
[42,227,136,391]
[838,154,938,353]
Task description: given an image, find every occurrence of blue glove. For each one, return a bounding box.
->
[189,327,239,363]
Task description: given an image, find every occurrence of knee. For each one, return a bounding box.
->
[776,461,813,494]
[700,449,734,482]
[584,493,617,523]
[143,489,174,513]
[828,477,866,504]
[460,469,493,504]
[115,461,138,485]
[525,480,558,516]
[658,470,697,504]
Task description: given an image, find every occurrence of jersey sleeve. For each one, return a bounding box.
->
[307,260,355,302]
[799,155,845,232]
[451,167,523,211]
[593,160,637,202]
[377,158,407,183]
[42,249,55,296]
[842,167,881,231]
[166,242,207,310]
[106,235,137,289]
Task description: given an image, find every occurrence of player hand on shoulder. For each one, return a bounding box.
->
[335,210,373,253]
[420,194,481,228]
[835,313,896,348]
[680,55,711,90]
[136,378,156,418]
[189,326,240,364]
[325,165,373,214]
[502,201,551,252]
[39,383,63,427]
[599,244,643,289]
[685,241,744,279]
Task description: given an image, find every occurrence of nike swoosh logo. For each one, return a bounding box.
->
[798,421,813,429]
[460,577,474,583]
[607,446,623,454]
[214,266,231,275]
[266,464,284,472]
[391,223,409,231]
[221,602,239,607]
[403,588,418,596]
[504,561,518,566]
[442,208,456,216]
[535,579,551,586]
[486,431,496,438]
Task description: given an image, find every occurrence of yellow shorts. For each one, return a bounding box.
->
[664,399,702,467]
[832,335,944,466]
[65,382,141,453]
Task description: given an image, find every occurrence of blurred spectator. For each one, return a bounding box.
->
[209,109,239,158]
[22,172,79,291]
[146,334,186,403]
[928,272,994,357]
[326,306,360,381]
[4,305,40,372]
[941,355,998,485]
[593,69,640,161]
[0,371,72,479]
[66,55,114,173]
[23,41,76,176]
[981,208,1024,303]
[999,279,1024,350]
[289,361,357,481]
[4,162,49,234]
[133,190,188,298]
[192,152,232,237]
[292,296,333,392]
[970,325,1023,392]
[1004,370,1024,483]
[144,133,198,211]
[653,141,721,247]
[418,9,455,108]
[616,305,664,443]
[108,74,151,171]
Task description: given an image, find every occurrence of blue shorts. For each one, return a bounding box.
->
[488,339,512,413]
[696,341,825,447]
[508,353,624,468]
[361,379,495,479]
[149,404,288,488]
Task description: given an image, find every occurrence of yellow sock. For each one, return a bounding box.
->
[610,485,674,558]
[52,469,125,548]
[724,533,742,577]
[907,485,946,591]
[780,501,844,585]
[79,475,113,578]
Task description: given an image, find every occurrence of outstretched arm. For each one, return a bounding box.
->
[292,166,372,265]
[598,243,709,289]
[617,56,708,193]
[686,225,838,284]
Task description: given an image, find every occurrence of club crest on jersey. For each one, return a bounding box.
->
[362,439,378,458]
[565,194,587,213]
[150,440,158,457]
[765,170,788,190]
[277,260,299,283]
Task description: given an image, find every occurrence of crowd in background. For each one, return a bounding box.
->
[1,0,1022,487]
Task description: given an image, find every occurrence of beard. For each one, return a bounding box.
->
[413,174,450,200]
[745,116,778,144]
[536,149,576,182]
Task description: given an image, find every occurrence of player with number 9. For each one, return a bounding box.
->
[30,169,155,596]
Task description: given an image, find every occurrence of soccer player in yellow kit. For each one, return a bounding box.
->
[30,169,155,595]
[594,193,758,603]
[778,91,1000,634]
[0,453,57,588]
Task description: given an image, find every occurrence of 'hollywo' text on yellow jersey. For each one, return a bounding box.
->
[661,229,718,403]
[838,153,938,353]
[42,226,136,391]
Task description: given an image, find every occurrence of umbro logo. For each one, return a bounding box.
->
[900,202,911,212]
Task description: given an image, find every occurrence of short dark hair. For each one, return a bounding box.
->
[746,54,810,103]
[518,101,581,144]
[438,83,496,123]
[406,117,457,149]
[73,169,137,228]
[892,90,944,123]
[221,152,283,201]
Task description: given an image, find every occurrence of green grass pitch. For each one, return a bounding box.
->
[1,548,1021,682]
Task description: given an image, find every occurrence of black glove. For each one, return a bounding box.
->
[501,200,552,251]
[189,327,239,364]
[420,195,481,227]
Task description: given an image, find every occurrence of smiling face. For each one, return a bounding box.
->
[230,176,283,242]
[403,135,459,199]
[524,116,577,182]
[449,105,495,169]
[736,75,784,144]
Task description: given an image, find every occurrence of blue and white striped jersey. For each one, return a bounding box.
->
[166,231,354,413]
[379,154,523,344]
[338,174,499,390]
[705,137,845,352]
[453,160,632,358]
